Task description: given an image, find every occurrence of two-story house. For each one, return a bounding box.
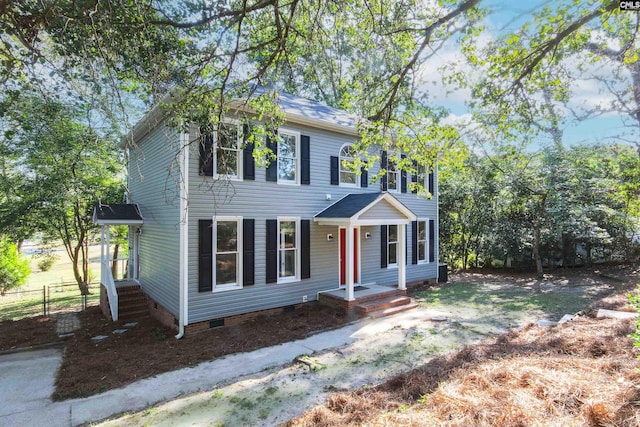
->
[93,92,439,337]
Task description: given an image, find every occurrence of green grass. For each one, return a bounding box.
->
[415,282,594,318]
[0,284,100,321]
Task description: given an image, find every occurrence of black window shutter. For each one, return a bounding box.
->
[199,133,214,176]
[380,225,388,268]
[380,150,388,191]
[198,219,213,292]
[330,156,339,185]
[301,220,311,279]
[242,124,255,180]
[429,219,435,263]
[266,135,277,182]
[428,171,434,195]
[360,167,368,188]
[301,135,310,185]
[401,154,407,193]
[411,221,418,264]
[411,160,418,194]
[266,219,278,283]
[243,219,255,286]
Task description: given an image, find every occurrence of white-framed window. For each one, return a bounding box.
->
[339,144,359,187]
[387,155,399,193]
[278,217,300,282]
[388,224,398,267]
[277,129,299,184]
[214,122,243,179]
[417,220,428,263]
[213,216,242,291]
[415,164,426,190]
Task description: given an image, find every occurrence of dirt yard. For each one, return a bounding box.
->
[93,263,639,426]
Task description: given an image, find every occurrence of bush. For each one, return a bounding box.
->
[37,252,58,272]
[0,237,31,295]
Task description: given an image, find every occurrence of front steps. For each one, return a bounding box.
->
[116,285,150,321]
[355,295,419,319]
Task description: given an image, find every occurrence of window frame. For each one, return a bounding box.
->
[387,224,399,268]
[212,216,243,292]
[387,153,399,193]
[417,219,428,264]
[206,121,243,180]
[277,128,300,185]
[339,143,360,188]
[277,216,301,283]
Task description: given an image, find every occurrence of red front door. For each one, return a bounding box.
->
[339,228,358,286]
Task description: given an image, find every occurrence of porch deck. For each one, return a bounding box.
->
[318,283,414,318]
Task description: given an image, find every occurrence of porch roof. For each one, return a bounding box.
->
[314,192,416,226]
[92,203,144,225]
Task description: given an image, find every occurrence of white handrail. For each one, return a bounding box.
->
[101,259,119,321]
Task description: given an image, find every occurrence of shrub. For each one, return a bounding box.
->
[0,237,31,295]
[37,252,58,272]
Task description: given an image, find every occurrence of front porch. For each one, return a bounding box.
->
[318,283,418,318]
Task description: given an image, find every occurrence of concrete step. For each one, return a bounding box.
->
[355,295,414,314]
[367,301,419,319]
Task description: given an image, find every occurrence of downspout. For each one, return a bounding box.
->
[176,130,190,339]
[435,157,440,281]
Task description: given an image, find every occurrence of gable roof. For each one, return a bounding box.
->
[126,90,361,147]
[92,203,144,225]
[314,192,416,226]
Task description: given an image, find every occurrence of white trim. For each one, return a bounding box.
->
[213,120,243,181]
[417,218,428,264]
[276,128,300,186]
[386,152,400,193]
[94,219,144,226]
[338,143,360,188]
[177,130,190,338]
[277,216,301,284]
[387,224,399,268]
[212,216,243,292]
[338,226,361,287]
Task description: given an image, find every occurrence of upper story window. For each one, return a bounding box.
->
[216,123,242,179]
[278,130,299,184]
[199,122,243,179]
[339,144,358,187]
[387,156,399,193]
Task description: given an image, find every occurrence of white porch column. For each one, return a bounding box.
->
[345,224,355,301]
[100,226,105,284]
[398,223,406,290]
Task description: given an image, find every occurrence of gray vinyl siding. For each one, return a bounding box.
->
[359,199,405,220]
[186,121,439,324]
[128,122,181,317]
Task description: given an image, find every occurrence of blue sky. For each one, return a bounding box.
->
[430,0,636,148]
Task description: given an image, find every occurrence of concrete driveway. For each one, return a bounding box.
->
[0,346,69,427]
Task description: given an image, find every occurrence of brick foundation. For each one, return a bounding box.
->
[145,295,178,331]
[185,302,310,335]
[99,285,112,320]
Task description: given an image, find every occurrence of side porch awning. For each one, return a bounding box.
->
[92,203,144,321]
[314,192,416,301]
[92,203,144,225]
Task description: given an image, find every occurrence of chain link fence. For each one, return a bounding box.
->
[0,282,101,321]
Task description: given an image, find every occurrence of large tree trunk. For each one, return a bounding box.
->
[533,225,544,279]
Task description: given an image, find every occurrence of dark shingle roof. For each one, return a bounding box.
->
[315,193,382,218]
[93,203,143,223]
